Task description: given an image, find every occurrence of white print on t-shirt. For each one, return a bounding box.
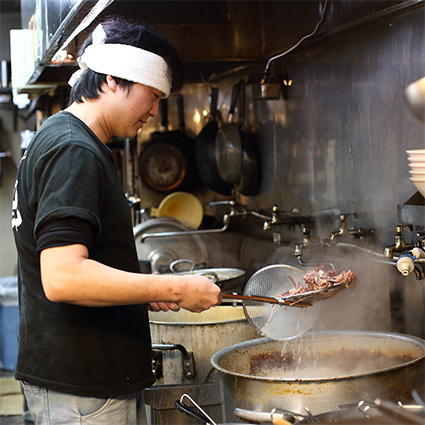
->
[11,150,27,231]
[12,179,22,230]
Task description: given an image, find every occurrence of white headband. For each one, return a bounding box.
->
[68,24,172,97]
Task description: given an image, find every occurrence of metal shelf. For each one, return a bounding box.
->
[21,0,98,87]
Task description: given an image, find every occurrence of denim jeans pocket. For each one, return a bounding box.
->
[75,395,111,417]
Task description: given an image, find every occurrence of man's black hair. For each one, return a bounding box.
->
[69,15,184,104]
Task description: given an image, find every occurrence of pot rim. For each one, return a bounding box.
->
[149,305,249,326]
[210,331,425,383]
[168,267,245,281]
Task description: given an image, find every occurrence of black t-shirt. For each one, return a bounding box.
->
[12,111,155,396]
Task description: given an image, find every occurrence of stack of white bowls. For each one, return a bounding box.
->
[407,149,425,197]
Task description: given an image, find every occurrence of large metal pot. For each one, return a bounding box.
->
[211,331,425,421]
[149,306,258,385]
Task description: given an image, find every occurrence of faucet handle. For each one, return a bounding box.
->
[396,223,413,234]
[301,225,310,235]
[339,212,359,222]
[271,205,280,221]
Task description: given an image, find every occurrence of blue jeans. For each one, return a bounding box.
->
[22,382,148,425]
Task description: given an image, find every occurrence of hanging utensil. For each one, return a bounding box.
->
[195,87,233,195]
[175,94,204,192]
[138,96,201,193]
[235,80,261,196]
[138,99,186,193]
[215,82,242,184]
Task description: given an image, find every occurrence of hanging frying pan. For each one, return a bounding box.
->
[215,82,243,184]
[139,96,201,193]
[235,80,261,196]
[175,94,204,193]
[195,87,233,195]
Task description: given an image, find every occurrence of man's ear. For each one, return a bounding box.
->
[106,75,119,91]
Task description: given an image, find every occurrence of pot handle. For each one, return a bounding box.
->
[170,259,195,272]
[210,87,219,120]
[160,98,168,131]
[228,82,239,123]
[195,271,218,283]
[151,344,196,379]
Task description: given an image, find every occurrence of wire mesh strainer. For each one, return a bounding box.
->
[242,265,321,340]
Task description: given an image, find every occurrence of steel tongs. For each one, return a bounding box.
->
[175,394,217,425]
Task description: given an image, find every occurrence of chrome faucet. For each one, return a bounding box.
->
[139,200,238,242]
[384,224,419,258]
[294,224,327,262]
[263,205,281,230]
[327,213,375,243]
[329,213,357,241]
[263,205,300,230]
[294,226,315,256]
[208,200,238,220]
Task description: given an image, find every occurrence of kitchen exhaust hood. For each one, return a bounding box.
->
[18,0,422,91]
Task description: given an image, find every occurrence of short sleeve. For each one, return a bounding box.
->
[34,143,104,238]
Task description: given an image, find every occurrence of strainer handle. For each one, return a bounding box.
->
[222,293,311,308]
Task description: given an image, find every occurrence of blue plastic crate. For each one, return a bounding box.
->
[0,305,19,371]
[0,276,19,371]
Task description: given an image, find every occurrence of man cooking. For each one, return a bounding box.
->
[12,16,221,425]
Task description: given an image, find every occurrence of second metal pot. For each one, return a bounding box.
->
[211,331,425,420]
[149,306,259,386]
